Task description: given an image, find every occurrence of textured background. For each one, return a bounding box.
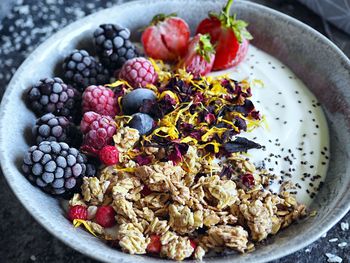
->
[0,0,349,262]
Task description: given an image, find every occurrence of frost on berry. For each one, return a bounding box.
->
[82,85,117,117]
[119,57,158,87]
[80,112,116,154]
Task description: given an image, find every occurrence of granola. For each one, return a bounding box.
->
[68,59,307,261]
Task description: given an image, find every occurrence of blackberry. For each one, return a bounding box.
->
[27,77,80,121]
[22,141,87,196]
[62,49,110,91]
[94,24,139,70]
[32,113,82,147]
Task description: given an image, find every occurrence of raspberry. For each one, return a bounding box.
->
[80,111,116,155]
[119,57,157,87]
[99,145,119,166]
[82,85,117,117]
[147,235,162,254]
[68,205,88,221]
[95,206,116,227]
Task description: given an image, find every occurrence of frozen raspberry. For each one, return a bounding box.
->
[95,206,116,227]
[82,85,117,117]
[80,111,116,155]
[99,145,119,166]
[68,205,88,221]
[147,235,162,254]
[119,57,157,87]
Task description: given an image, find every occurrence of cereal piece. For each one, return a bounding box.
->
[69,193,86,207]
[81,177,110,205]
[203,209,220,227]
[161,236,194,261]
[118,223,149,254]
[198,175,238,209]
[240,200,272,241]
[85,221,104,235]
[204,225,249,252]
[113,127,140,154]
[135,161,185,192]
[113,195,138,223]
[160,231,178,245]
[145,217,170,235]
[194,245,206,261]
[169,204,203,234]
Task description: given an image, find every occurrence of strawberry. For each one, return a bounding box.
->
[178,34,215,77]
[141,13,190,61]
[147,234,162,254]
[196,0,253,70]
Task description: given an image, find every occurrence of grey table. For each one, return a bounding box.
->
[0,0,349,262]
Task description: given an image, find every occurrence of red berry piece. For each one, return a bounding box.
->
[82,85,117,117]
[241,173,255,188]
[179,34,215,77]
[141,185,152,196]
[196,0,252,70]
[99,145,119,166]
[190,239,197,250]
[147,234,162,254]
[119,57,158,87]
[142,14,190,61]
[95,206,116,228]
[68,205,88,221]
[80,111,116,155]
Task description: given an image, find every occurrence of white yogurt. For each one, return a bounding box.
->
[210,45,330,206]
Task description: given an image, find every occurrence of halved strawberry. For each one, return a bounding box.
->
[178,34,215,77]
[196,0,252,70]
[147,234,162,254]
[141,14,190,61]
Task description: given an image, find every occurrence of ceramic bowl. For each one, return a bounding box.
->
[0,0,350,262]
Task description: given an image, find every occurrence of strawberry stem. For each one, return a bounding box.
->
[223,0,234,18]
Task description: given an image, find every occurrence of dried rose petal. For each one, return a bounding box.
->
[135,155,152,165]
[204,113,216,125]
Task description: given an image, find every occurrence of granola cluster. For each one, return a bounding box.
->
[69,68,306,261]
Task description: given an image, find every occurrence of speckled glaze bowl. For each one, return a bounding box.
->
[0,0,349,262]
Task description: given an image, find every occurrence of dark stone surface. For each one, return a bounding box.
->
[0,0,349,262]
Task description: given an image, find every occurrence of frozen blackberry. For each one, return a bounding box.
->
[27,77,80,121]
[32,113,82,147]
[63,49,110,91]
[22,141,87,196]
[94,24,139,70]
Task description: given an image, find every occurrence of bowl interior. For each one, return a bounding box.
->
[1,0,350,262]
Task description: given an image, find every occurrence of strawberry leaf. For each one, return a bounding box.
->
[151,13,177,25]
[195,34,215,62]
[213,0,253,43]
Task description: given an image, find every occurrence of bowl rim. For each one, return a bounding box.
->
[0,0,350,262]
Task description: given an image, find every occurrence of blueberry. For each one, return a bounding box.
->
[129,113,154,135]
[122,88,156,115]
